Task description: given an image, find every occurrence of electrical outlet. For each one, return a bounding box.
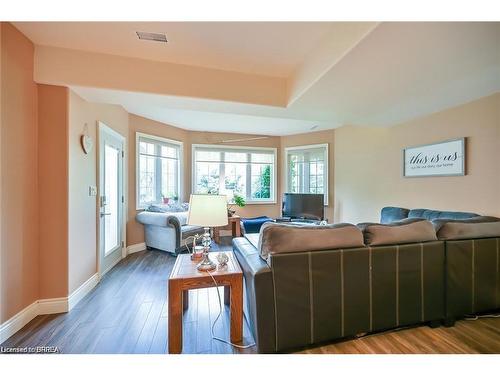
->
[89,186,97,196]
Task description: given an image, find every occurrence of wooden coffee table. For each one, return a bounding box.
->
[168,251,243,354]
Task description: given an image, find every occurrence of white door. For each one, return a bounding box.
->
[99,122,125,276]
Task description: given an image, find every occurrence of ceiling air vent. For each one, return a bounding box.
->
[136,31,168,43]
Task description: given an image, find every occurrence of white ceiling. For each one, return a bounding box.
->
[292,22,500,127]
[14,22,334,77]
[16,22,500,135]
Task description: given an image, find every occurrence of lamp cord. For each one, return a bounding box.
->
[464,313,500,321]
[205,269,256,350]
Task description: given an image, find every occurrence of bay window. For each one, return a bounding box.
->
[192,145,276,203]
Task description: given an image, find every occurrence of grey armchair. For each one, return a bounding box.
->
[136,211,204,255]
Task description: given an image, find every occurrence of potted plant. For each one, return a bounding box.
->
[228,193,245,217]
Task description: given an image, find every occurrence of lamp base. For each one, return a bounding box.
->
[197,253,216,271]
[196,228,216,271]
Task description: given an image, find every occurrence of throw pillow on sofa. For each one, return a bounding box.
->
[258,222,365,260]
[358,218,437,246]
[432,216,500,240]
[147,202,189,213]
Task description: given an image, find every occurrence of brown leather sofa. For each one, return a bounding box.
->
[234,220,445,353]
[233,216,500,353]
[434,217,500,324]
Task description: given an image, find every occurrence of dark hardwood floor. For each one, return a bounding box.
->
[2,238,500,354]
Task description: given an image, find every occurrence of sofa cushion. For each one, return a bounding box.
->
[358,218,437,246]
[258,222,364,259]
[433,216,500,240]
[408,208,478,221]
[380,206,410,223]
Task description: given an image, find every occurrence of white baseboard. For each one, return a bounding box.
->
[37,297,68,315]
[127,242,146,254]
[0,301,39,344]
[101,255,123,277]
[68,273,99,310]
[0,273,102,344]
[0,297,68,344]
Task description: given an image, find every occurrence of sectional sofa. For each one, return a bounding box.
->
[232,208,500,353]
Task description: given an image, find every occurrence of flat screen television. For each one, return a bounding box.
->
[282,193,324,220]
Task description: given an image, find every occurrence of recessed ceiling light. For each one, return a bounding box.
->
[136,31,168,43]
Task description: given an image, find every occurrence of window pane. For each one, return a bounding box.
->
[251,153,273,163]
[196,150,221,162]
[104,144,119,255]
[289,153,305,163]
[161,145,177,159]
[161,158,177,199]
[225,152,247,163]
[224,163,246,196]
[251,164,271,199]
[195,162,220,194]
[139,155,156,206]
[139,141,155,155]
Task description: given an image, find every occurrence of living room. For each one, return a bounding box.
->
[1,1,500,373]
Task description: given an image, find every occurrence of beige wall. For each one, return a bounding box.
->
[38,84,69,299]
[334,93,500,224]
[280,129,335,222]
[68,90,128,293]
[0,23,39,323]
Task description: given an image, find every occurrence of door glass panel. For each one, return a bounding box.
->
[104,144,119,255]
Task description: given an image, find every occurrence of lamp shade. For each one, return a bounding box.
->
[187,194,229,227]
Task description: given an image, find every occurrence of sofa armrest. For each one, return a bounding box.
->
[233,237,276,353]
[167,215,182,249]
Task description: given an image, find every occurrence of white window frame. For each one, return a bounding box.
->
[191,144,277,204]
[136,132,183,210]
[284,143,329,205]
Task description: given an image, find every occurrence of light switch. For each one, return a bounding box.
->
[89,186,97,196]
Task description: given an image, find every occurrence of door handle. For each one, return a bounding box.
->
[100,212,112,217]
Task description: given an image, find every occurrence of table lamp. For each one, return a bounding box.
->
[187,194,229,271]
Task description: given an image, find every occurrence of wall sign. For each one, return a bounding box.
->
[403,138,465,177]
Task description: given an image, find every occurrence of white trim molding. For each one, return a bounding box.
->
[0,301,39,344]
[127,242,147,254]
[0,274,101,344]
[68,273,100,311]
[0,298,68,344]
